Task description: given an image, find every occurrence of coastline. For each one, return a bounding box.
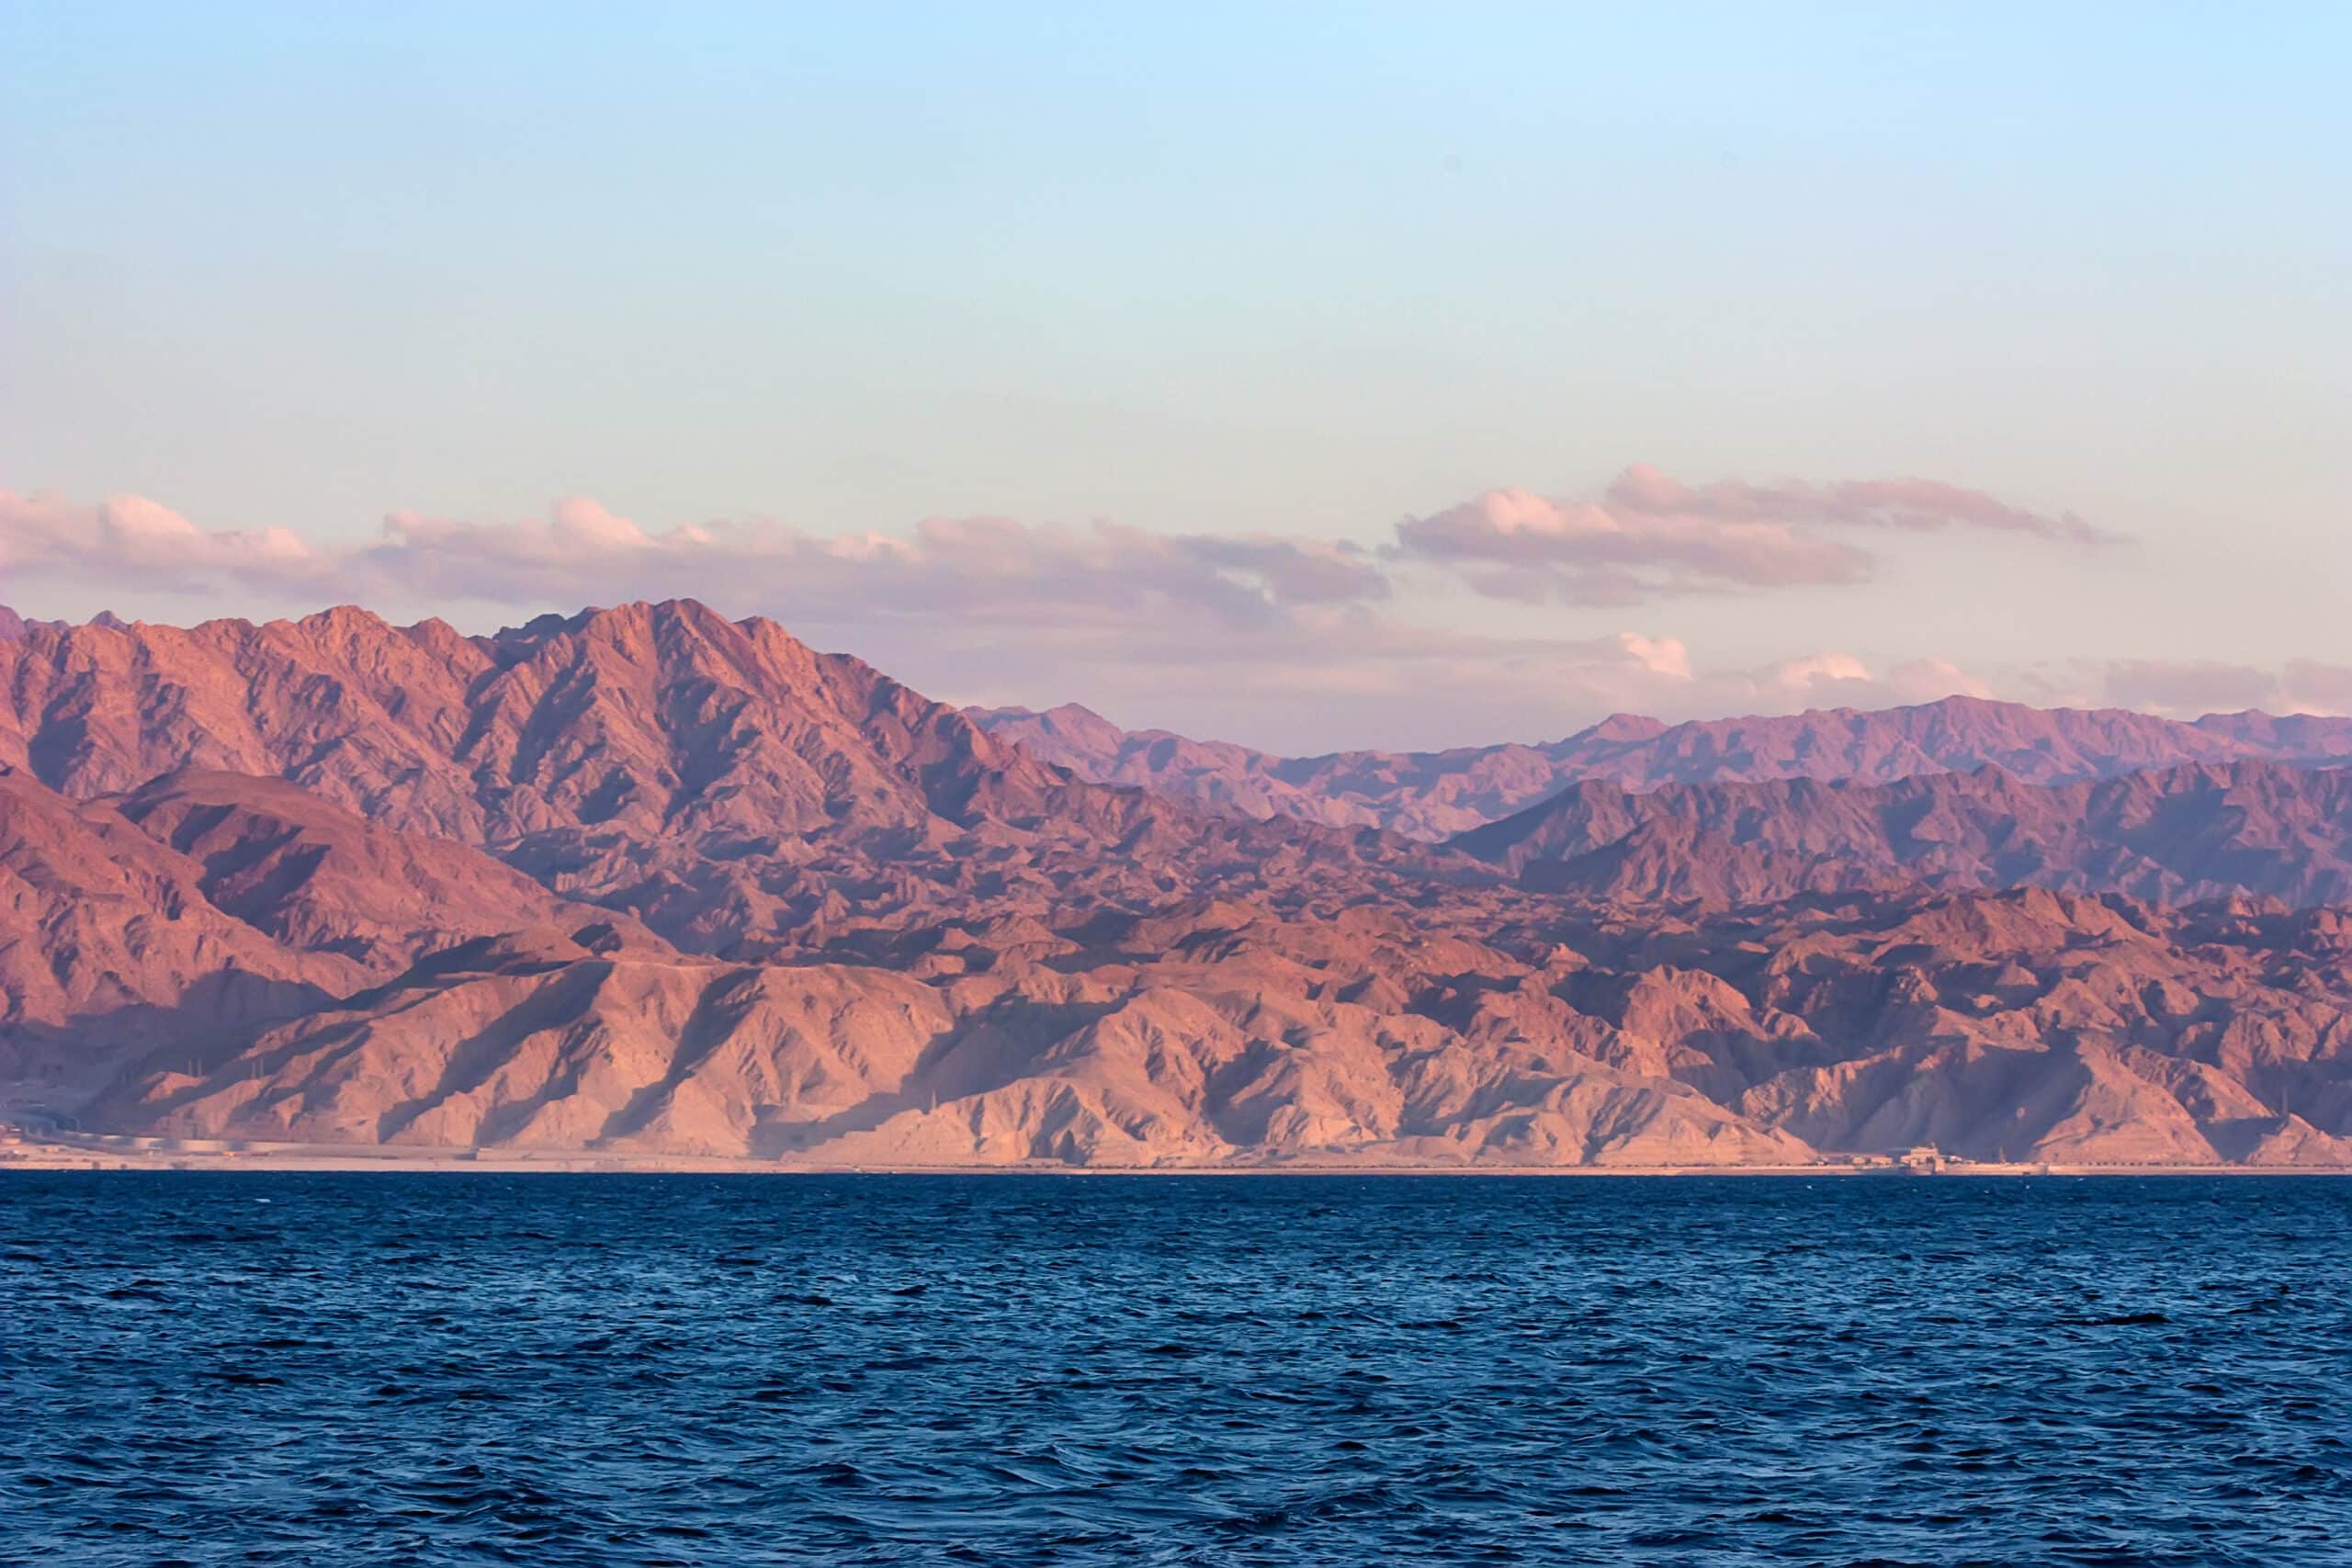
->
[4,1133,2346,1178]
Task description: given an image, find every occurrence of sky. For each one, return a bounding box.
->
[2,2,2346,752]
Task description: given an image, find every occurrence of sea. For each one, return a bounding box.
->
[4,1172,2349,1566]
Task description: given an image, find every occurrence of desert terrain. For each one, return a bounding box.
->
[6,600,2352,1170]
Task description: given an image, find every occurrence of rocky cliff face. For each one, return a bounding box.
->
[7,600,2352,1167]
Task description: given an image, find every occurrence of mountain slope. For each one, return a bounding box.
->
[0,599,1068,841]
[0,602,1440,957]
[113,770,662,976]
[977,697,2352,839]
[0,762,667,1100]
[0,765,344,1064]
[8,599,2352,1168]
[85,887,2352,1168]
[1453,761,2352,908]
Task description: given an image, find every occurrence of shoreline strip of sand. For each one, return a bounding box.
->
[5,1136,2347,1179]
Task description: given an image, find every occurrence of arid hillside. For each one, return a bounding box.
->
[6,601,2352,1168]
[0,601,1441,957]
[1454,761,2352,908]
[85,887,2352,1169]
[978,698,2352,840]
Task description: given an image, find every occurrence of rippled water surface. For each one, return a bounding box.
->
[6,1174,2352,1565]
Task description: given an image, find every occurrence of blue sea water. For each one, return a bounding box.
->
[3,1174,2350,1566]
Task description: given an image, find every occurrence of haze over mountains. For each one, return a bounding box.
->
[976,698,2352,840]
[6,600,2352,1168]
[1456,762,2352,908]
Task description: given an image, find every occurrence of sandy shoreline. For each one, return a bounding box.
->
[4,1134,2346,1178]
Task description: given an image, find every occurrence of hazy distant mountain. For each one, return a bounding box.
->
[1453,761,2352,907]
[7,599,2352,1168]
[976,697,2352,840]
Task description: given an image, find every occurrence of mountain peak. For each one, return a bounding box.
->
[986,687,2352,840]
[1576,712,1671,743]
[8,598,2352,1170]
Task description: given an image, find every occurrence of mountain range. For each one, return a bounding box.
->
[1454,761,2352,908]
[6,600,2352,1168]
[976,698,2352,839]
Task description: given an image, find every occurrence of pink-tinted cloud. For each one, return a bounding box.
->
[3,463,2093,633]
[0,491,329,590]
[910,604,2006,752]
[0,477,2149,750]
[1602,464,2115,545]
[2091,658,2352,718]
[358,502,1388,634]
[1390,466,2107,604]
[0,490,1388,634]
[1393,485,1872,603]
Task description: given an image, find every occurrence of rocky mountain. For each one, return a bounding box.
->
[7,599,2352,1168]
[0,601,1437,958]
[0,607,70,641]
[0,599,1069,845]
[0,762,639,1098]
[0,764,341,1057]
[86,886,2352,1168]
[111,770,663,977]
[977,697,2352,840]
[1455,761,2352,908]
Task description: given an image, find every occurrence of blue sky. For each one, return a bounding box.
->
[2,4,2346,749]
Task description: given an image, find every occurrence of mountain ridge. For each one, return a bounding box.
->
[976,695,2352,839]
[0,600,1447,959]
[6,598,2352,1168]
[1451,759,2352,908]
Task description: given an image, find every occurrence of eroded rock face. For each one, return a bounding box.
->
[0,602,1451,959]
[75,888,2352,1168]
[6,600,2352,1166]
[0,760,650,1101]
[0,764,345,1063]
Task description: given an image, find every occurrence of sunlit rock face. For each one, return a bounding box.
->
[8,601,2352,1167]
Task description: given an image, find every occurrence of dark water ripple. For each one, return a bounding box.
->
[4,1175,2351,1565]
